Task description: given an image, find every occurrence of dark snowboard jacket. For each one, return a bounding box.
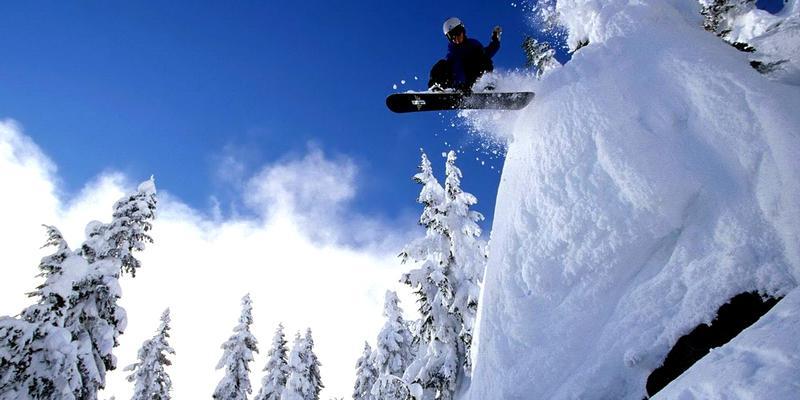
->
[446,37,500,87]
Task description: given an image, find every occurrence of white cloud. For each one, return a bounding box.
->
[245,144,357,217]
[0,120,61,313]
[0,121,416,399]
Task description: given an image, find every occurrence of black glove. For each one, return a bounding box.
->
[492,26,502,41]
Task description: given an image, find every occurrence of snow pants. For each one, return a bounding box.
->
[428,59,454,90]
[428,58,493,92]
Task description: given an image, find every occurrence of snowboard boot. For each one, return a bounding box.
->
[428,83,446,92]
[428,59,454,92]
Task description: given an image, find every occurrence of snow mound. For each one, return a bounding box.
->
[465,1,800,399]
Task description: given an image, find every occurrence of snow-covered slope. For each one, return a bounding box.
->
[729,0,800,85]
[466,1,800,399]
[653,288,800,399]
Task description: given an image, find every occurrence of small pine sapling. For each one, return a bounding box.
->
[255,324,291,400]
[304,329,324,400]
[125,309,175,400]
[371,291,413,400]
[352,342,377,400]
[281,333,313,400]
[213,295,259,400]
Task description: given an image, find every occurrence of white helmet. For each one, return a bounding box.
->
[442,17,464,36]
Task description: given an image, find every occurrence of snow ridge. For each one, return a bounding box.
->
[465,1,800,399]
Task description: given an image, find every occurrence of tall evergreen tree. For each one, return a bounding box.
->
[400,151,455,400]
[440,150,488,372]
[371,291,413,400]
[304,329,323,400]
[400,151,488,400]
[125,309,175,400]
[0,179,157,400]
[213,295,259,400]
[281,333,313,400]
[352,342,377,400]
[255,324,290,400]
[400,151,446,347]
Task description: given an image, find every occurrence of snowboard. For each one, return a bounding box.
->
[386,91,534,113]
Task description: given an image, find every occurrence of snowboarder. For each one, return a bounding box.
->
[429,17,502,93]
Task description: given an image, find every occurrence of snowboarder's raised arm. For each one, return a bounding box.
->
[485,25,501,58]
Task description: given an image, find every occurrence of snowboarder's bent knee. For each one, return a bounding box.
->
[428,17,501,92]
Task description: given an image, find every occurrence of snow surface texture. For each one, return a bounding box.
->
[465,1,800,399]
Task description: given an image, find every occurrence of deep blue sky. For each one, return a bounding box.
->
[0,0,783,230]
[0,1,547,229]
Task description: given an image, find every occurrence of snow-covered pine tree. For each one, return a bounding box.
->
[213,294,259,400]
[255,324,290,400]
[281,333,313,400]
[400,150,456,400]
[400,151,446,348]
[440,150,488,373]
[0,226,82,399]
[373,292,412,375]
[303,329,323,400]
[125,309,175,400]
[400,151,488,400]
[69,178,158,398]
[522,36,561,78]
[0,178,157,400]
[352,342,377,400]
[371,291,413,400]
